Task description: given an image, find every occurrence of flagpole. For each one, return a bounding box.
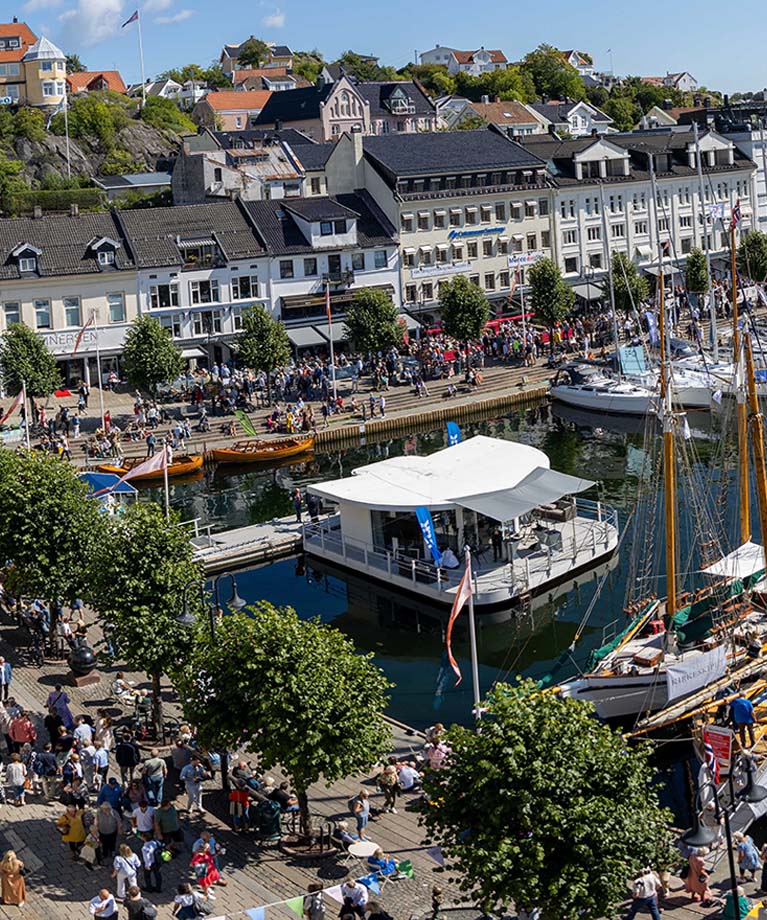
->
[21,380,30,449]
[92,310,106,433]
[519,272,527,352]
[327,280,337,402]
[465,547,482,722]
[693,121,716,360]
[163,447,170,520]
[137,12,147,109]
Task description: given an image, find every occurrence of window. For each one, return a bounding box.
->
[420,249,432,266]
[589,253,602,269]
[63,296,81,327]
[4,84,18,100]
[465,208,478,225]
[42,81,56,97]
[150,283,179,309]
[526,233,537,250]
[98,250,115,266]
[401,214,414,232]
[107,293,125,324]
[634,221,648,235]
[512,236,523,253]
[3,302,20,326]
[608,194,623,213]
[524,202,536,218]
[437,247,449,264]
[434,211,446,229]
[452,244,463,261]
[159,313,183,339]
[467,241,478,259]
[480,205,492,224]
[235,117,243,129]
[320,221,333,236]
[499,270,510,288]
[421,282,434,302]
[56,81,65,95]
[541,230,551,249]
[563,229,578,246]
[189,279,220,304]
[680,215,692,229]
[334,220,346,234]
[18,256,36,273]
[279,260,294,280]
[403,249,415,268]
[405,284,417,303]
[310,177,322,195]
[352,253,365,271]
[538,198,549,216]
[633,192,647,211]
[374,250,387,269]
[587,226,601,242]
[611,224,625,239]
[564,256,579,274]
[193,310,222,336]
[328,254,342,274]
[560,199,575,219]
[498,239,509,255]
[482,239,493,257]
[658,218,669,232]
[449,209,461,227]
[469,274,480,287]
[511,202,523,220]
[681,237,693,254]
[41,61,53,72]
[34,299,51,329]
[232,275,259,298]
[484,273,495,290]
[495,203,506,222]
[417,212,429,230]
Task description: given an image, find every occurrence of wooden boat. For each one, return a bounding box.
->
[97,454,204,481]
[210,437,314,464]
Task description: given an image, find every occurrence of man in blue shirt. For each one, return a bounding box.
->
[97,777,123,814]
[731,691,757,748]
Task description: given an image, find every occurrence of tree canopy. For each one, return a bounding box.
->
[739,230,767,283]
[65,53,86,73]
[686,247,709,294]
[521,45,585,101]
[421,680,675,919]
[438,275,490,341]
[139,96,196,134]
[528,258,575,340]
[344,288,404,354]
[122,315,184,396]
[176,603,392,834]
[0,451,103,603]
[237,38,271,69]
[235,304,291,395]
[608,251,649,314]
[0,322,61,399]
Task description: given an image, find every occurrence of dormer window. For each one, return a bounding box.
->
[19,256,37,273]
[98,250,115,266]
[320,221,333,236]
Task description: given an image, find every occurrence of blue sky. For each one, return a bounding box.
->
[21,0,763,93]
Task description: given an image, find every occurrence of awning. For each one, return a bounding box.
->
[465,206,478,213]
[571,283,601,300]
[181,346,207,359]
[636,245,652,259]
[513,233,524,240]
[178,238,215,247]
[287,326,326,349]
[419,245,432,253]
[436,243,449,251]
[702,541,765,580]
[403,247,415,254]
[316,321,349,343]
[453,468,596,522]
[434,209,446,215]
[525,199,538,208]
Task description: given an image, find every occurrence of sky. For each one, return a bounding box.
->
[19,0,767,94]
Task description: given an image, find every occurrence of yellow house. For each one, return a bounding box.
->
[0,22,65,109]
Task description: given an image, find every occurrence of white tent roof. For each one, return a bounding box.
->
[702,541,766,580]
[308,436,550,512]
[455,467,595,522]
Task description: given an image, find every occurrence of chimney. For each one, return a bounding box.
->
[724,93,730,107]
[481,94,489,104]
[641,115,648,129]
[547,124,557,136]
[33,205,42,219]
[12,15,17,22]
[70,203,79,218]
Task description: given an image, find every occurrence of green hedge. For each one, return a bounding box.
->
[2,187,106,215]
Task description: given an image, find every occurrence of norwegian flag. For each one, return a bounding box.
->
[732,200,742,229]
[704,741,720,783]
[445,555,473,686]
[0,389,23,426]
[122,9,138,27]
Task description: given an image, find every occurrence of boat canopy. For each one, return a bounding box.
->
[453,468,595,523]
[308,435,549,512]
[701,541,766,580]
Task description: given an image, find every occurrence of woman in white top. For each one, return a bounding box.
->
[111,844,140,899]
[5,754,27,805]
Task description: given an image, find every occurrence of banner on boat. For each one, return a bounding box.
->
[665,646,727,702]
[702,724,733,774]
[415,506,442,567]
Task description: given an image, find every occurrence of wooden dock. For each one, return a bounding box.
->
[192,515,305,574]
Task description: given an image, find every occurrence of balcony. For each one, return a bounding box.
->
[322,270,355,287]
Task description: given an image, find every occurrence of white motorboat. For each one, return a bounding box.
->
[550,364,656,416]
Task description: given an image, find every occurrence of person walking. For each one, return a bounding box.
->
[112,844,140,900]
[377,764,399,814]
[140,833,163,893]
[56,804,87,860]
[190,843,222,902]
[350,789,370,840]
[96,801,121,862]
[180,757,208,815]
[9,711,36,753]
[115,733,141,785]
[5,753,26,806]
[154,799,183,854]
[124,885,157,920]
[45,685,74,730]
[0,657,12,702]
[89,889,118,919]
[731,690,757,748]
[339,878,368,918]
[685,846,714,905]
[625,867,662,920]
[141,749,167,806]
[303,882,325,920]
[36,742,58,800]
[292,488,303,523]
[0,850,26,908]
[93,740,109,787]
[735,831,761,881]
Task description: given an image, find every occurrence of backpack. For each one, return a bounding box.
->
[141,903,158,920]
[304,892,325,920]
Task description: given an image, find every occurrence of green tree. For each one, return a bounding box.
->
[235,304,291,398]
[608,251,649,315]
[344,288,403,354]
[335,51,382,82]
[449,112,489,131]
[738,230,767,283]
[139,96,196,133]
[237,38,271,69]
[176,603,392,836]
[88,502,202,735]
[0,451,104,607]
[521,44,585,101]
[603,96,640,131]
[121,315,183,396]
[0,107,14,142]
[66,53,86,73]
[0,152,29,203]
[528,257,574,349]
[292,50,324,84]
[13,107,46,142]
[686,247,709,296]
[405,64,456,97]
[99,148,143,176]
[202,63,232,89]
[438,275,490,341]
[421,680,674,920]
[0,322,61,402]
[53,95,117,146]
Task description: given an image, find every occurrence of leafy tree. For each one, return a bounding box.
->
[292,50,324,84]
[66,53,86,73]
[738,230,767,283]
[686,247,709,295]
[0,451,104,607]
[139,96,196,133]
[450,112,489,131]
[237,38,271,69]
[88,502,202,735]
[438,275,490,341]
[421,680,674,920]
[521,44,585,101]
[235,304,291,398]
[0,322,61,402]
[404,64,456,97]
[603,96,640,131]
[335,51,382,83]
[528,258,575,350]
[121,315,183,396]
[13,107,46,142]
[608,251,649,315]
[176,603,392,835]
[0,152,28,203]
[344,288,403,354]
[0,107,14,142]
[52,94,121,146]
[99,148,143,176]
[202,63,232,89]
[585,85,609,108]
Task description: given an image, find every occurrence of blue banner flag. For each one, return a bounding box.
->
[416,506,442,567]
[644,311,659,347]
[446,421,462,446]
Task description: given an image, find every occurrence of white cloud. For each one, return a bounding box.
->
[23,0,63,12]
[142,0,171,11]
[58,0,124,46]
[155,8,192,23]
[262,8,284,27]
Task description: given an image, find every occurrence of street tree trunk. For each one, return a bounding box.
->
[297,788,311,839]
[151,670,163,740]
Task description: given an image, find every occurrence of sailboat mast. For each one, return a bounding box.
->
[744,330,767,572]
[732,218,750,543]
[659,271,677,624]
[598,182,621,376]
[693,121,717,361]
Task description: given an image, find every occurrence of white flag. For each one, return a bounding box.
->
[712,389,723,405]
[683,417,692,440]
[93,446,169,495]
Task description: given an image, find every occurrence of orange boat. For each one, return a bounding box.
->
[210,437,314,464]
[97,454,204,481]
